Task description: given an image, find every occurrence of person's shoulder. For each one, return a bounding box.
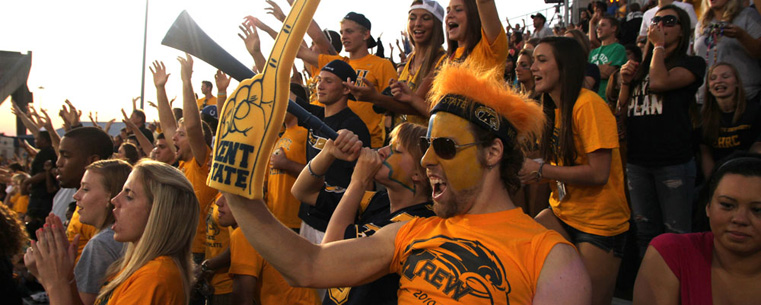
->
[674,1,695,10]
[137,256,181,278]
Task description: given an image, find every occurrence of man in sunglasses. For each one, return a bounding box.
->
[222,61,591,305]
[638,0,698,43]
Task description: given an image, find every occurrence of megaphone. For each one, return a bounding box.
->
[161,10,337,139]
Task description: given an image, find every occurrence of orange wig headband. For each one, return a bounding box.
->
[429,62,545,144]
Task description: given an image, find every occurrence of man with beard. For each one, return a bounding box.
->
[220,61,590,305]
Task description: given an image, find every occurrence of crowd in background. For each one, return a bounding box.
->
[2,0,761,304]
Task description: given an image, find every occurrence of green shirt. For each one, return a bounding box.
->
[589,42,627,102]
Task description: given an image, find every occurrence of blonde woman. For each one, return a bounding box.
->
[26,160,199,305]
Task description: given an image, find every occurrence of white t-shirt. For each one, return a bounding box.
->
[639,1,699,36]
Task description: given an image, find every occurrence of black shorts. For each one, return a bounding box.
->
[559,220,627,258]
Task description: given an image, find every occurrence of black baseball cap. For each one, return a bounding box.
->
[343,12,377,48]
[321,60,357,83]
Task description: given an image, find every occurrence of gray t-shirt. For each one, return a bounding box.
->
[74,228,124,294]
[693,8,761,103]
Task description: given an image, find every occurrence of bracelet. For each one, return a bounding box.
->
[70,123,83,129]
[653,45,665,51]
[307,161,324,178]
[217,91,226,96]
[538,162,546,180]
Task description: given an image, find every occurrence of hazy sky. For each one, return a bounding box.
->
[1,0,558,136]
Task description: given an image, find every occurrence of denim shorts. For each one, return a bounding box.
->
[559,220,627,258]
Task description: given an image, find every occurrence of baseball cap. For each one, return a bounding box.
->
[323,29,342,53]
[321,60,357,83]
[531,13,546,21]
[343,12,377,48]
[410,0,445,22]
[201,105,218,119]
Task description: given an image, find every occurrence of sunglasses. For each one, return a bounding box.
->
[419,137,483,160]
[651,15,679,27]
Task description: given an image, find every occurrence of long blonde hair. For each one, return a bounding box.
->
[699,0,743,32]
[98,160,199,302]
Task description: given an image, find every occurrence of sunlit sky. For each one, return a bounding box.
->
[1,0,559,136]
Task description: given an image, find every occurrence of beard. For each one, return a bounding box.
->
[433,182,482,218]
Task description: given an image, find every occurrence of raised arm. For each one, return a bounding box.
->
[39,109,61,156]
[647,25,698,92]
[177,53,210,165]
[291,129,361,205]
[121,109,154,157]
[223,192,399,288]
[11,101,40,137]
[150,60,178,153]
[214,70,230,108]
[323,148,382,243]
[476,0,503,44]
[238,20,267,73]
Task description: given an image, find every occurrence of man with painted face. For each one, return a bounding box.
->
[222,61,591,305]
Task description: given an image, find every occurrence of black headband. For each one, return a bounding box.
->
[430,94,518,144]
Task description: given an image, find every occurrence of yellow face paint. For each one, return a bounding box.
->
[381,144,416,192]
[422,112,485,217]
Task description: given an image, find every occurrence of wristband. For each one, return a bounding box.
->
[653,45,665,51]
[218,91,226,96]
[538,162,546,180]
[307,161,324,178]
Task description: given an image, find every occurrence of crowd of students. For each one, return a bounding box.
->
[1,0,760,304]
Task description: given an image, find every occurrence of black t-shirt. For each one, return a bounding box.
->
[322,191,435,305]
[626,56,706,166]
[138,125,155,144]
[298,105,371,231]
[701,99,761,162]
[586,63,601,93]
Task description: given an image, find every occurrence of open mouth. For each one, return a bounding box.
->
[429,176,447,201]
[447,22,459,31]
[712,84,728,92]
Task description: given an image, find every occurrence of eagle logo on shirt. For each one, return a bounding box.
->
[401,236,510,304]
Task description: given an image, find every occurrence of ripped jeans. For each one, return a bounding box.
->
[626,160,696,257]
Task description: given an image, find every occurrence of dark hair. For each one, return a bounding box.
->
[173,108,184,121]
[9,163,24,172]
[601,15,621,37]
[694,152,761,231]
[470,123,523,194]
[629,3,641,12]
[564,29,591,58]
[631,5,692,89]
[701,63,747,146]
[624,43,642,62]
[37,130,51,146]
[202,80,213,91]
[706,153,761,201]
[132,109,147,125]
[537,37,586,166]
[119,142,140,165]
[156,133,165,140]
[0,204,28,258]
[64,127,114,160]
[446,0,482,60]
[409,0,447,86]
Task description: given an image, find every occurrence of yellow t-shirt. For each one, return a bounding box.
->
[391,208,570,305]
[548,89,630,236]
[196,96,218,110]
[66,207,98,262]
[205,203,232,295]
[394,50,447,127]
[451,27,509,74]
[266,125,308,229]
[10,193,29,214]
[178,148,219,254]
[228,228,320,305]
[94,256,186,305]
[318,54,399,148]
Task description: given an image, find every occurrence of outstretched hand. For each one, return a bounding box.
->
[60,99,82,128]
[389,79,413,104]
[150,60,170,88]
[343,77,378,102]
[177,53,194,82]
[264,0,286,22]
[215,70,231,93]
[239,20,262,56]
